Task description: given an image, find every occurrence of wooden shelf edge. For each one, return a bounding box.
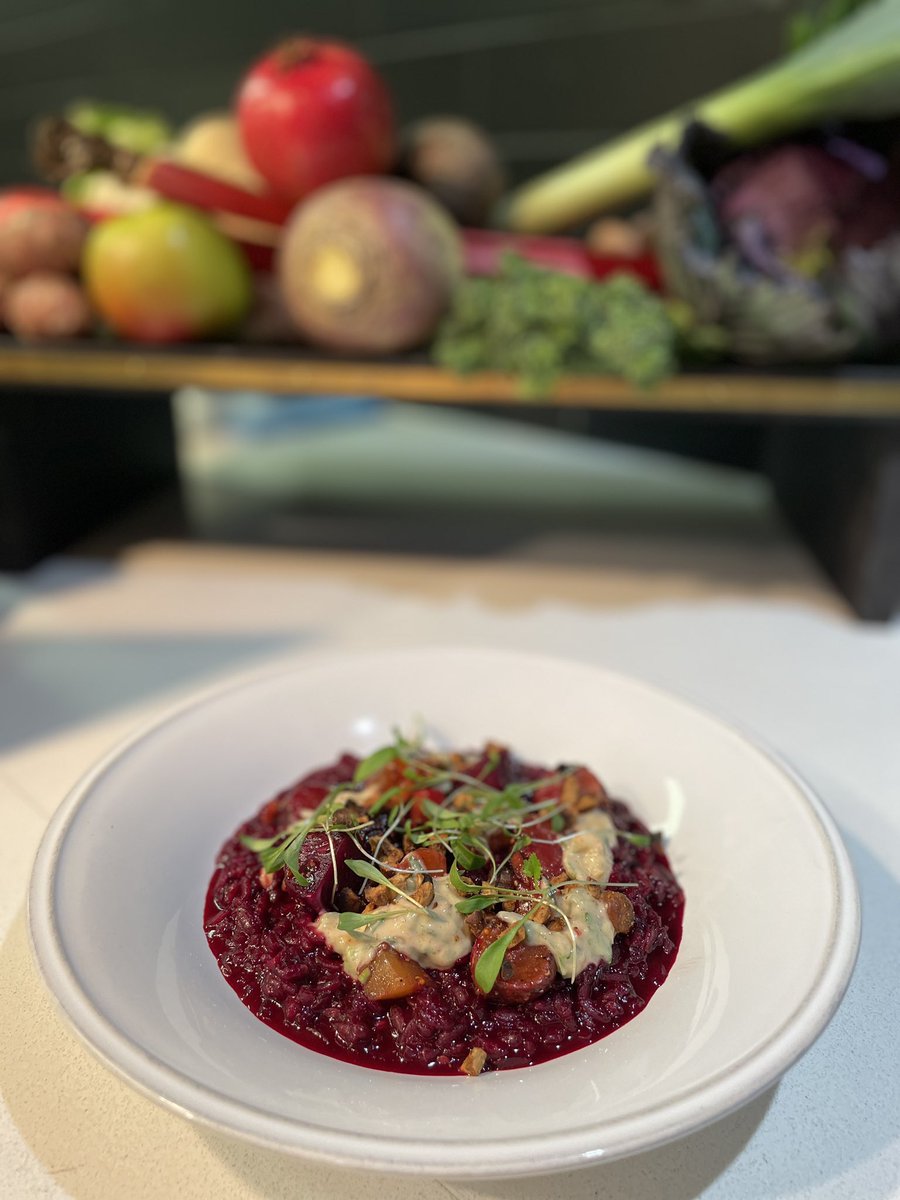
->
[0,343,899,416]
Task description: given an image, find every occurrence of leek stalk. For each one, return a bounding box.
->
[504,0,900,232]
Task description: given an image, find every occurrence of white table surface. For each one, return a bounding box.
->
[1,548,897,1200]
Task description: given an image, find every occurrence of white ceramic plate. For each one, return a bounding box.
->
[29,648,859,1178]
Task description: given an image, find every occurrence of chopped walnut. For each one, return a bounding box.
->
[560,775,581,810]
[335,887,363,913]
[464,910,486,937]
[363,883,393,908]
[574,793,602,812]
[330,801,368,827]
[460,1047,488,1076]
[259,868,278,889]
[509,896,549,919]
[561,767,607,814]
[356,780,382,807]
[452,791,478,812]
[408,878,434,907]
[545,916,566,933]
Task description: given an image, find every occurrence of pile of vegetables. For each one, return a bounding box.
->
[0,0,899,385]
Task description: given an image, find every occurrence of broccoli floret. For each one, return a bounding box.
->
[433,254,677,395]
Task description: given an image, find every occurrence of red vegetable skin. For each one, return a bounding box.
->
[461,227,662,290]
[469,926,556,1004]
[237,37,396,201]
[136,159,294,227]
[398,845,447,874]
[0,187,66,223]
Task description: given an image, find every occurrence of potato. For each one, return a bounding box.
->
[4,272,93,340]
[0,190,88,277]
[398,116,505,226]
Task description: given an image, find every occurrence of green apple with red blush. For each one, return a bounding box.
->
[82,203,252,342]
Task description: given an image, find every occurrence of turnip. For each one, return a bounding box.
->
[278,177,462,354]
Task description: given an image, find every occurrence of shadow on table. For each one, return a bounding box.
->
[199,1094,775,1200]
[0,630,304,754]
[0,557,311,754]
[0,830,893,1200]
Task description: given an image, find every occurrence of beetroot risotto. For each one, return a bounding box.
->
[204,738,684,1076]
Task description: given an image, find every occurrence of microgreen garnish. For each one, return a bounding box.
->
[240,785,350,884]
[345,859,427,910]
[336,910,401,932]
[455,894,504,914]
[354,730,422,784]
[473,908,539,994]
[368,784,402,817]
[452,841,487,871]
[354,744,399,783]
[618,831,654,847]
[449,860,480,894]
[523,852,542,883]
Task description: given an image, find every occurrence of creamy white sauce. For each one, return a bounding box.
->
[524,887,615,978]
[315,874,472,978]
[562,808,617,884]
[316,805,622,985]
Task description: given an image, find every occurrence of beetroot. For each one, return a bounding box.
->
[285,831,355,914]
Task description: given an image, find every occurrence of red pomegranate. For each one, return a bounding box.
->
[237,37,395,202]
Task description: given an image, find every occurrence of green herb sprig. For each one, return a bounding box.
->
[345,859,427,910]
[473,908,540,993]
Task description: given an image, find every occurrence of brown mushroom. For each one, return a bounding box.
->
[601,889,635,934]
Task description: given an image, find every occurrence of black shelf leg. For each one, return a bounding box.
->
[767,421,900,621]
[0,387,180,570]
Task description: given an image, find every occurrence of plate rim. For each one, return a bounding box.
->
[27,646,861,1178]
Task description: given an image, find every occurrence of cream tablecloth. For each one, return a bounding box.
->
[1,544,897,1200]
